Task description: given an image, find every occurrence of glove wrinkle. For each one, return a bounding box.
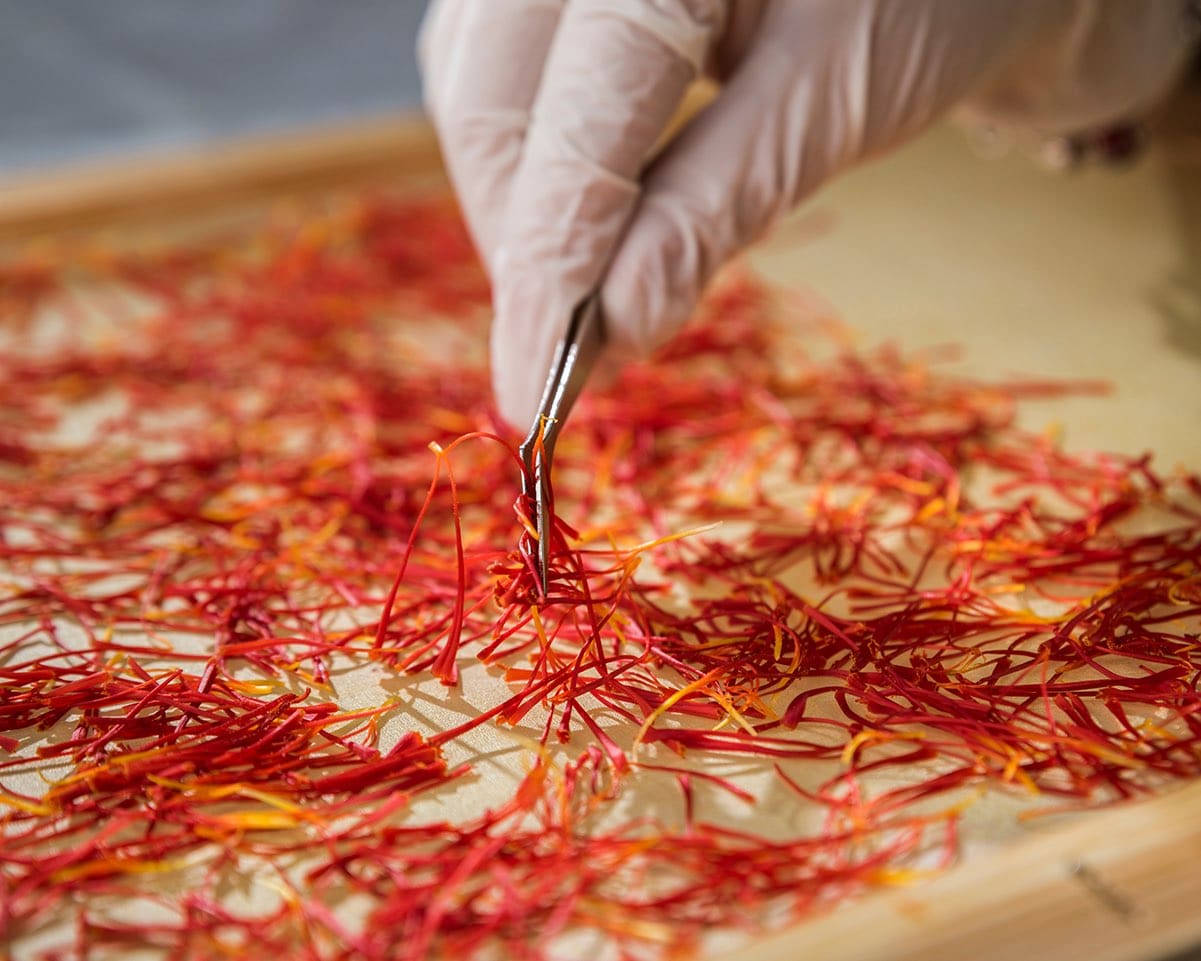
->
[608,0,728,73]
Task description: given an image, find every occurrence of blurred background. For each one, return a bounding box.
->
[0,0,429,174]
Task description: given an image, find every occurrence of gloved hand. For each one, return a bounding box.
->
[419,0,1196,429]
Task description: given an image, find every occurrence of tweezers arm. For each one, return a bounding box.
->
[517,292,605,596]
[518,292,604,464]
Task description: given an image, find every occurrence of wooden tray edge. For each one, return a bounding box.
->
[0,112,442,241]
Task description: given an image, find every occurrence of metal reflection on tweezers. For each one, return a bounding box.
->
[517,293,604,596]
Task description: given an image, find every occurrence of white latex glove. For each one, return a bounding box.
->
[419,0,1196,429]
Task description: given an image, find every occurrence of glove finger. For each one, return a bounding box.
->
[601,0,1032,356]
[490,0,727,429]
[418,0,565,272]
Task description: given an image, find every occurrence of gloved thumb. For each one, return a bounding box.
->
[599,0,1043,358]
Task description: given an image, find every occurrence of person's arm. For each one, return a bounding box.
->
[420,0,1197,428]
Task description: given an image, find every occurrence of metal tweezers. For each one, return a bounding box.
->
[518,292,604,597]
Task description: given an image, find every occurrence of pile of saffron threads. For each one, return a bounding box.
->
[1,194,1199,961]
